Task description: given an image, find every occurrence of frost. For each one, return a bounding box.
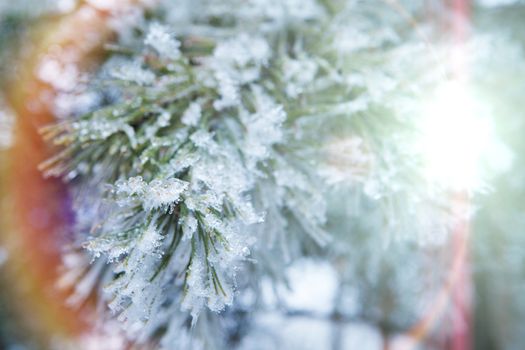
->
[116,176,147,197]
[242,88,286,165]
[169,150,200,174]
[211,34,271,110]
[181,214,198,241]
[283,57,318,98]
[206,279,233,312]
[212,70,240,111]
[137,223,163,254]
[144,22,181,60]
[190,129,217,151]
[157,111,171,128]
[213,34,270,68]
[181,257,207,319]
[72,118,138,148]
[143,178,189,211]
[115,176,188,211]
[180,214,249,320]
[181,102,202,126]
[110,60,155,85]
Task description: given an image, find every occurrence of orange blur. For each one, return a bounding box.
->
[1,0,151,344]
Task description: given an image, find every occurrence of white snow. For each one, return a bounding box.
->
[145,22,181,60]
[181,102,202,126]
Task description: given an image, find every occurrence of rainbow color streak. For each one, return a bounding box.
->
[1,1,150,346]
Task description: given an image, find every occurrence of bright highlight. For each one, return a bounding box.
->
[418,81,492,190]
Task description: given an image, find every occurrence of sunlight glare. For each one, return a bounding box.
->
[418,81,492,190]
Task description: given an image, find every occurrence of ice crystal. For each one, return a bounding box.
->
[181,102,202,126]
[144,22,181,60]
[116,176,146,197]
[211,34,270,111]
[212,70,240,111]
[283,57,318,98]
[181,214,197,241]
[241,88,286,167]
[213,34,270,69]
[142,178,188,211]
[110,60,155,85]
